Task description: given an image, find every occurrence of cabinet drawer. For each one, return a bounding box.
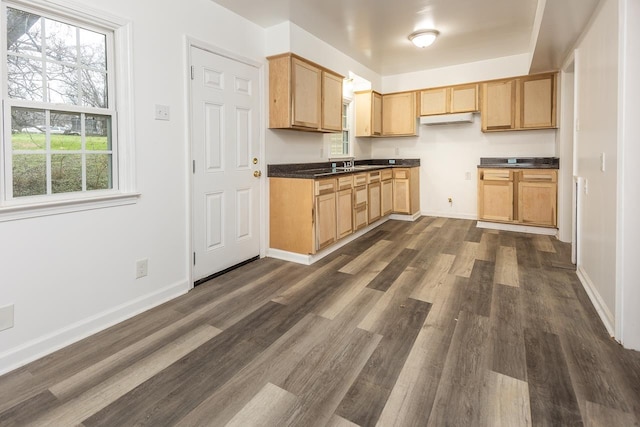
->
[315,178,337,195]
[479,169,513,181]
[353,173,368,187]
[393,168,409,179]
[380,168,393,181]
[338,175,353,190]
[519,170,557,182]
[368,170,381,183]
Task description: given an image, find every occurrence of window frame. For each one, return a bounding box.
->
[328,98,353,159]
[0,0,137,221]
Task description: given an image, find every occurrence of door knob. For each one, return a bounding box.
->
[253,170,262,178]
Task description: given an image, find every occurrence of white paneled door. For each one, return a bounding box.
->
[190,46,261,282]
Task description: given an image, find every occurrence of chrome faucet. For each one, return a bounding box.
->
[343,158,354,168]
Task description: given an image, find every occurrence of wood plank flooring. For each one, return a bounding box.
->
[2,217,640,426]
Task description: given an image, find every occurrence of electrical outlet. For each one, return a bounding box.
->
[154,104,170,121]
[448,197,453,204]
[136,258,148,279]
[0,305,14,331]
[465,171,471,180]
[395,147,400,155]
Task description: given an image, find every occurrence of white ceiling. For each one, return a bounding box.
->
[210,0,600,76]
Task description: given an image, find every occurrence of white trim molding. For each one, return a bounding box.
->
[0,279,190,376]
[576,264,615,337]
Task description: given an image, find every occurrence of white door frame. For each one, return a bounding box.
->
[185,37,266,288]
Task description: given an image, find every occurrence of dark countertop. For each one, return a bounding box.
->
[268,159,420,179]
[478,157,559,169]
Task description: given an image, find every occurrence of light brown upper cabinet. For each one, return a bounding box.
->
[382,91,417,136]
[520,74,557,129]
[354,90,382,137]
[419,83,479,116]
[481,72,557,132]
[268,53,343,132]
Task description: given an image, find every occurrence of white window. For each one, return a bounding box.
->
[328,100,352,158]
[1,0,136,220]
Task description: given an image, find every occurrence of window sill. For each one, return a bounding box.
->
[0,192,141,222]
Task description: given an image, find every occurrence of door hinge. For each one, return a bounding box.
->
[193,160,196,174]
[193,252,196,265]
[190,66,195,80]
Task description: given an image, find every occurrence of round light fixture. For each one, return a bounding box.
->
[409,30,439,48]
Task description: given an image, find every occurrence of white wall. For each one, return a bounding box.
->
[382,53,531,93]
[369,120,556,218]
[617,0,640,349]
[0,0,266,374]
[573,0,619,332]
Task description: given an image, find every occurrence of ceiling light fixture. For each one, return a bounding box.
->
[409,30,439,48]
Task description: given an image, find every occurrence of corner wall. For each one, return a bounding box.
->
[573,0,619,333]
[0,0,266,374]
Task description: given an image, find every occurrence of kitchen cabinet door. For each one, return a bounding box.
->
[337,187,354,239]
[382,92,417,136]
[420,87,448,116]
[518,170,557,227]
[316,192,337,250]
[322,71,343,132]
[478,169,514,222]
[355,90,383,137]
[478,180,514,222]
[481,80,516,131]
[368,181,381,223]
[381,179,393,216]
[450,84,478,113]
[292,57,322,129]
[520,74,556,129]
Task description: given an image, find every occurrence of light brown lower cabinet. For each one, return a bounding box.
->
[269,166,420,255]
[381,178,393,216]
[353,172,368,231]
[478,168,557,227]
[368,182,381,223]
[518,170,557,227]
[337,187,354,239]
[393,167,420,215]
[477,169,514,222]
[367,170,382,223]
[315,192,337,250]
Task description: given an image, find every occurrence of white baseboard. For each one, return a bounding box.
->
[0,280,190,376]
[422,211,477,220]
[267,217,395,265]
[389,212,421,221]
[476,221,558,236]
[576,265,615,337]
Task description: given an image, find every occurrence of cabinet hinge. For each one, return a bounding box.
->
[193,252,196,265]
[190,66,195,80]
[193,160,196,174]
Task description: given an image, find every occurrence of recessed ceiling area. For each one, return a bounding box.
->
[210,0,600,76]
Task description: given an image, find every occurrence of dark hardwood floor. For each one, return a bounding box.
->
[2,217,640,426]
